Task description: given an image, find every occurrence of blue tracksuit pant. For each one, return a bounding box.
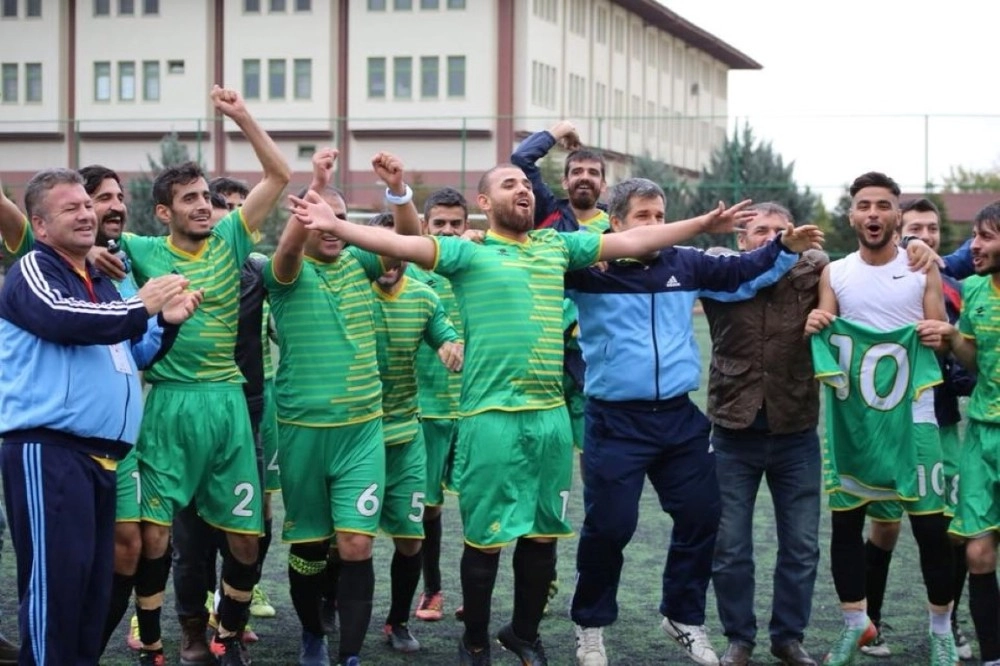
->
[570,395,721,628]
[1,439,117,665]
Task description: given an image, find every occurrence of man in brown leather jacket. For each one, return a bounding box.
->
[702,202,828,666]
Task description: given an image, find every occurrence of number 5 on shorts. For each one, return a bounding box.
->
[409,492,426,523]
[356,483,381,517]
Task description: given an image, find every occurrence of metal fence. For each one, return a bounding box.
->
[3,112,1000,206]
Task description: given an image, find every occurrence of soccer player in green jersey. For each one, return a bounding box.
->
[367,212,462,652]
[264,148,421,666]
[289,163,754,665]
[406,187,468,623]
[920,201,1000,666]
[105,86,290,666]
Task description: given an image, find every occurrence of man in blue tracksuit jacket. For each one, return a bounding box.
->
[0,168,198,666]
[566,178,816,666]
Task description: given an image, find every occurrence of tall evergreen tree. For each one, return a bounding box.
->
[630,153,692,222]
[687,123,819,248]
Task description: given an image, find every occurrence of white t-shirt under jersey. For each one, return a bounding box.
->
[828,247,936,424]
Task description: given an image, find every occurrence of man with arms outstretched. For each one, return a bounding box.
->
[288,163,763,665]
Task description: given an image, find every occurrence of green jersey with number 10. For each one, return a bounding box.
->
[812,317,942,501]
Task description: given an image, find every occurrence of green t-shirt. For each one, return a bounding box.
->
[263,247,384,427]
[121,210,257,384]
[407,263,463,419]
[959,275,1000,422]
[373,275,458,445]
[3,219,32,260]
[578,210,610,234]
[432,228,602,415]
[812,317,942,500]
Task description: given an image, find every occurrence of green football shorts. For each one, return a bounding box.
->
[380,430,428,539]
[138,383,262,535]
[950,420,1000,538]
[453,406,575,548]
[421,417,457,506]
[261,377,280,493]
[278,417,385,542]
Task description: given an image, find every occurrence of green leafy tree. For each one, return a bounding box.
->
[630,153,692,222]
[687,123,819,248]
[820,192,862,259]
[941,165,1000,193]
[127,133,198,237]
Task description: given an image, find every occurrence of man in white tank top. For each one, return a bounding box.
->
[803,172,957,666]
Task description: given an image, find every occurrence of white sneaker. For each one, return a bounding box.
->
[859,622,891,658]
[661,617,719,666]
[575,625,607,666]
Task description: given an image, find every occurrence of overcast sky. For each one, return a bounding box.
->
[661,0,1000,205]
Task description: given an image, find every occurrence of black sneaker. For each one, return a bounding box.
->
[496,623,547,666]
[137,648,166,665]
[458,637,492,665]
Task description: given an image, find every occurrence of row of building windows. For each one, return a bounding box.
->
[243,0,312,11]
[94,0,159,16]
[1,62,41,103]
[243,58,312,100]
[0,0,40,17]
[531,61,556,110]
[367,55,465,99]
[94,60,161,102]
[367,0,465,10]
[533,0,556,23]
[527,63,715,146]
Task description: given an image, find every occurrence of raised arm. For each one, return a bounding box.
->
[372,152,421,236]
[511,122,577,225]
[0,179,29,255]
[598,200,754,261]
[271,147,337,284]
[289,190,437,267]
[211,85,291,232]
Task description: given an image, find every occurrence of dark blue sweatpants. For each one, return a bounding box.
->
[0,440,117,665]
[570,396,721,628]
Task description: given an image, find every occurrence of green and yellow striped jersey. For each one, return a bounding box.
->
[406,263,463,419]
[263,246,384,427]
[373,275,458,445]
[431,228,601,415]
[121,210,257,384]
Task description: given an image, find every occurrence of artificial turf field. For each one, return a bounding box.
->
[1,315,952,664]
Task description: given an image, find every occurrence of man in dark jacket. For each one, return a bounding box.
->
[703,202,828,666]
[0,168,199,665]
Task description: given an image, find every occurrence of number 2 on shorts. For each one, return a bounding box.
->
[232,482,255,517]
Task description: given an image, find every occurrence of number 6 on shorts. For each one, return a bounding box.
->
[356,483,381,517]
